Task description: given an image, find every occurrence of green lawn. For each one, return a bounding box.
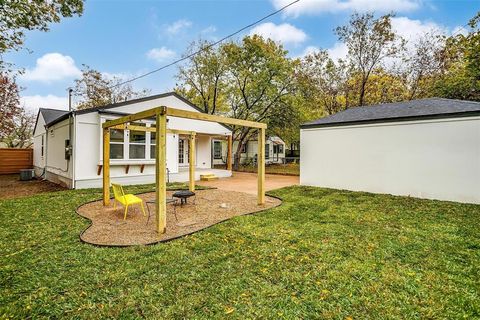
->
[235,163,300,175]
[1,184,479,319]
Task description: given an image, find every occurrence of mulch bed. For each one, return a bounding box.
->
[0,174,65,200]
[77,189,281,246]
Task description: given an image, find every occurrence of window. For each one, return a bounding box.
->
[213,141,222,159]
[41,135,44,157]
[129,122,146,159]
[273,144,283,154]
[265,144,270,158]
[178,139,185,164]
[150,123,156,159]
[110,128,124,159]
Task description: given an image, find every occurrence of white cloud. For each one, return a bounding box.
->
[166,19,192,35]
[146,47,176,62]
[20,95,68,113]
[201,25,217,34]
[249,22,307,45]
[21,53,81,82]
[327,42,348,61]
[271,0,420,16]
[391,17,447,43]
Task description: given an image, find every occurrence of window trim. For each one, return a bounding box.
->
[213,140,222,159]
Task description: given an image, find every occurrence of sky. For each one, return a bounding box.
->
[5,0,480,113]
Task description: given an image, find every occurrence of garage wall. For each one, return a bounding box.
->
[300,116,480,204]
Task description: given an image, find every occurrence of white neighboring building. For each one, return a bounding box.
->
[212,135,286,166]
[33,92,232,189]
[300,98,480,204]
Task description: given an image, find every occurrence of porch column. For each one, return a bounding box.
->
[227,135,232,171]
[156,107,167,233]
[102,128,110,206]
[189,132,196,192]
[257,128,265,205]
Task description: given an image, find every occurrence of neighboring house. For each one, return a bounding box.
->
[212,135,286,166]
[300,98,480,204]
[33,92,232,189]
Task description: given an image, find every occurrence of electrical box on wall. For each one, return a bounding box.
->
[65,139,72,160]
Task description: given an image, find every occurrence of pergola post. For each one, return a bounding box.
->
[189,132,196,192]
[156,108,167,233]
[227,135,232,171]
[102,128,110,206]
[258,128,265,205]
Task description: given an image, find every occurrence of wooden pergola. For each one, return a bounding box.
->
[102,106,266,233]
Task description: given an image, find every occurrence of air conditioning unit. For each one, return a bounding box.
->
[20,169,35,181]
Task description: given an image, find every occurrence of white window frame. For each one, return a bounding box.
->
[213,140,222,159]
[100,116,156,163]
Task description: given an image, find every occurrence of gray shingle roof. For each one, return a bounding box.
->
[301,98,480,128]
[39,108,70,126]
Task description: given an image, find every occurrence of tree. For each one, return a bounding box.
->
[297,50,350,117]
[398,32,445,100]
[222,36,297,168]
[0,73,34,148]
[73,65,150,110]
[0,73,20,140]
[336,12,405,106]
[175,40,228,114]
[0,0,83,56]
[431,12,480,101]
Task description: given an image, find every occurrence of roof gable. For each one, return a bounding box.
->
[301,98,480,128]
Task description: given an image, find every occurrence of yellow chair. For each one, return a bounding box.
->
[111,183,146,220]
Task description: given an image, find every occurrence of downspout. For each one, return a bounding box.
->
[68,88,75,189]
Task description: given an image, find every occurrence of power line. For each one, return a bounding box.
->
[107,0,300,89]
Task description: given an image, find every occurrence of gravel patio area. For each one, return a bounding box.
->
[77,189,281,246]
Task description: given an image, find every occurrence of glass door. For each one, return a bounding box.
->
[178,138,189,166]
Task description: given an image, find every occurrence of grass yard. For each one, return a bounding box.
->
[1,184,479,319]
[235,163,300,176]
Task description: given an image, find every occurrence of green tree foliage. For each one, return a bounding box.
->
[431,13,480,101]
[73,65,150,110]
[175,36,297,164]
[175,40,229,114]
[222,36,297,167]
[0,0,84,71]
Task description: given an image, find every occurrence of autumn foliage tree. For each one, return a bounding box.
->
[73,65,150,110]
[0,73,34,148]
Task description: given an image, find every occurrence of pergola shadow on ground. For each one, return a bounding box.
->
[78,189,281,246]
[102,106,267,233]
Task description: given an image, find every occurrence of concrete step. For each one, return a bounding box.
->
[200,173,219,181]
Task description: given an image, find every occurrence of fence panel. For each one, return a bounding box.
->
[0,148,33,174]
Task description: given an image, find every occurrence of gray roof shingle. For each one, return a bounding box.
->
[39,108,70,126]
[301,98,480,128]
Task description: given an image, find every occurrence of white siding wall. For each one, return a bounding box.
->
[73,95,231,189]
[33,114,46,173]
[300,116,480,204]
[44,118,73,187]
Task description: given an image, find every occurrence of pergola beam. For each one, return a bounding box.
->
[189,133,196,192]
[110,124,195,136]
[166,108,267,129]
[102,107,165,129]
[101,105,266,234]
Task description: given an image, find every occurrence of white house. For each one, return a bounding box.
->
[212,135,286,166]
[33,92,232,189]
[300,98,480,204]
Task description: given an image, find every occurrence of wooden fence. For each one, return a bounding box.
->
[0,148,33,174]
